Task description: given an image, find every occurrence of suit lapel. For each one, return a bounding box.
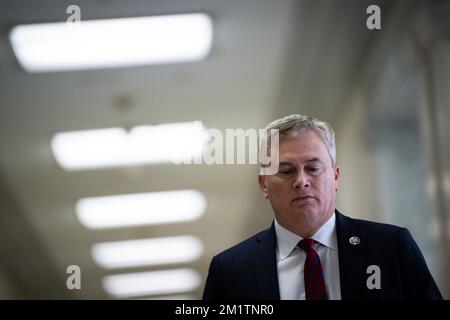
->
[335,210,367,299]
[249,223,280,299]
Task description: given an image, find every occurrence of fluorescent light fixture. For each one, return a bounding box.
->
[103,268,201,298]
[92,235,203,269]
[9,13,213,72]
[76,189,206,229]
[51,121,207,171]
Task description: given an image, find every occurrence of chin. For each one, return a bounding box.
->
[292,207,319,221]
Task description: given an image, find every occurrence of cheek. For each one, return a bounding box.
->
[316,177,335,197]
[267,181,289,201]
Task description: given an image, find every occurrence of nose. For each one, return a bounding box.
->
[293,169,310,189]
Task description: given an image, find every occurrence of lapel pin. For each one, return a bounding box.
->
[349,236,360,245]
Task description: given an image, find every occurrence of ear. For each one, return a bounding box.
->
[334,164,340,192]
[258,175,269,199]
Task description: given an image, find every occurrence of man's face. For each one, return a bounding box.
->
[258,130,340,235]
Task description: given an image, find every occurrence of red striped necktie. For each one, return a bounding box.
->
[298,239,328,300]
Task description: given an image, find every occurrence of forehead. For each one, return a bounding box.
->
[278,131,330,164]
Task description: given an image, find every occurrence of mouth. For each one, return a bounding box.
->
[292,195,315,202]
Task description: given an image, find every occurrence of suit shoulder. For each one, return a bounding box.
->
[213,227,272,261]
[349,216,409,238]
[352,217,405,230]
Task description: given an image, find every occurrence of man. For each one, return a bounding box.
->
[203,114,443,300]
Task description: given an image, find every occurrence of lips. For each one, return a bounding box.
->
[292,195,315,202]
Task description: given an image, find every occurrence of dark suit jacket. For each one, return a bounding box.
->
[203,210,443,299]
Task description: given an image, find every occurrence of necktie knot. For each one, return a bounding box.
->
[298,239,315,252]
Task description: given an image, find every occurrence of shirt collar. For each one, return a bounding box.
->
[274,211,338,261]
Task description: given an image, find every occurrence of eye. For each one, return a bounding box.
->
[278,168,293,175]
[306,166,321,174]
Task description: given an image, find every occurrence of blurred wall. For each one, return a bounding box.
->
[336,0,450,298]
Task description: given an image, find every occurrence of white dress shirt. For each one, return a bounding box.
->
[274,211,341,300]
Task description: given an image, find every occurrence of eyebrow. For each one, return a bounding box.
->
[279,158,321,166]
[305,157,321,164]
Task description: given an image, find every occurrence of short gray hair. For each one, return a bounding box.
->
[263,114,336,166]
